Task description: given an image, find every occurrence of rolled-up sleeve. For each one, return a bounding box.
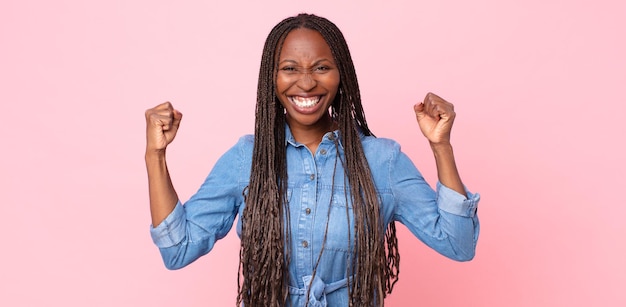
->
[436,182,479,218]
[150,202,187,248]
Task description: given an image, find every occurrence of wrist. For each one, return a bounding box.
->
[429,141,453,154]
[145,148,167,161]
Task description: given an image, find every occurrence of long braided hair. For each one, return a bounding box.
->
[237,13,400,306]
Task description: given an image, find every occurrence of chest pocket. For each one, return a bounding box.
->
[318,187,355,253]
[320,187,394,253]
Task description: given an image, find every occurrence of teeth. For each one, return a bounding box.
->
[290,96,320,108]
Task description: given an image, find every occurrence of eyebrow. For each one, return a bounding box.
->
[278,59,334,66]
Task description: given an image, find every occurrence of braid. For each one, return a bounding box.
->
[237,17,290,306]
[238,13,400,306]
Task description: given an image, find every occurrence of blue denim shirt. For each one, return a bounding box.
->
[151,127,480,306]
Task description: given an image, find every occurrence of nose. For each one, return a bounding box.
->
[296,72,317,92]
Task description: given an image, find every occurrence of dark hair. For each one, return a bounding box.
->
[238,13,400,306]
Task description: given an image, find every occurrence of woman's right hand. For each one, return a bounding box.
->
[145,102,183,153]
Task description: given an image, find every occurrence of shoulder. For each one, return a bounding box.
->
[236,134,255,150]
[360,135,401,158]
[217,134,254,165]
[358,136,404,192]
[359,135,403,172]
[230,134,254,153]
[214,135,254,182]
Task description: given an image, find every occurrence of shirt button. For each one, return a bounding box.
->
[309,174,315,180]
[320,149,327,155]
[305,208,311,215]
[302,240,309,248]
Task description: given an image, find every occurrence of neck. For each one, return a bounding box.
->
[286,115,336,153]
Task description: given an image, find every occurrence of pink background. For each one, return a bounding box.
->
[1,0,625,306]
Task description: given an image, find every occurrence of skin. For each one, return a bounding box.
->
[275,28,340,153]
[414,92,467,197]
[144,102,181,226]
[144,29,466,227]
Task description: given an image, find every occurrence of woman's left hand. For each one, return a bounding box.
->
[414,92,456,145]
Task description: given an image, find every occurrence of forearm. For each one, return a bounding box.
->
[430,143,466,197]
[145,150,179,227]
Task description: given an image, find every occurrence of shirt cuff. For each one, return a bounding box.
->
[149,202,187,248]
[436,182,480,217]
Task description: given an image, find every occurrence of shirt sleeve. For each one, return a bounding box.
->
[390,143,480,261]
[149,136,251,269]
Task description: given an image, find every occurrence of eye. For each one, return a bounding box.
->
[315,65,330,72]
[280,66,297,72]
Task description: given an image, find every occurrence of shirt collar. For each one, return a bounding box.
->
[284,123,365,149]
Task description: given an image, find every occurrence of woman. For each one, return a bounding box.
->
[145,13,479,307]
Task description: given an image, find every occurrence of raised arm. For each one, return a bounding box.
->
[145,101,183,227]
[414,92,466,197]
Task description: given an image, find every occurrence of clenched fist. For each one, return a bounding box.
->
[145,102,183,153]
[414,92,456,145]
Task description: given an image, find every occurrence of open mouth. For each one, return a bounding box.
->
[289,96,321,108]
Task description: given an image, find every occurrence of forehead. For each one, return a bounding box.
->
[279,28,333,61]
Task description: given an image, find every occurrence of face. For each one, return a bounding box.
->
[275,28,340,131]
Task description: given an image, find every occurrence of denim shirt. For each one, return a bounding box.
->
[150,127,480,306]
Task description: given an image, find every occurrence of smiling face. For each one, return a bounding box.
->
[275,28,340,132]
